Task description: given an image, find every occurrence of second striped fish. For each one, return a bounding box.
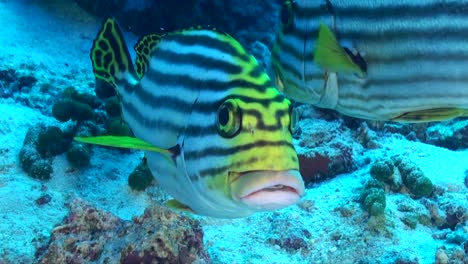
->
[272,0,468,122]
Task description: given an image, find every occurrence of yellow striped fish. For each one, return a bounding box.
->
[272,0,468,122]
[81,18,304,218]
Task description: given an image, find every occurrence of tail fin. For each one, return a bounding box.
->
[90,18,138,89]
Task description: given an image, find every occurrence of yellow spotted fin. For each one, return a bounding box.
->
[392,108,468,122]
[74,136,181,165]
[134,34,162,79]
[166,199,195,214]
[314,22,366,78]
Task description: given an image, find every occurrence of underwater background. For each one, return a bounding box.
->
[0,0,467,263]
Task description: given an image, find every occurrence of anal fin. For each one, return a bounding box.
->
[392,108,468,122]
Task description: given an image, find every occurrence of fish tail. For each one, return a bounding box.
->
[90,17,138,89]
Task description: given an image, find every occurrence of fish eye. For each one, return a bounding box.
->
[281,0,295,30]
[216,99,242,138]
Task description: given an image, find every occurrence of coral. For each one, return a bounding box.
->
[29,159,54,180]
[51,100,72,122]
[370,158,394,184]
[395,158,433,198]
[66,143,91,169]
[356,122,381,149]
[128,158,155,191]
[435,246,468,264]
[36,198,210,263]
[52,99,94,122]
[426,119,468,150]
[404,170,434,198]
[94,79,116,99]
[36,126,68,157]
[359,179,386,216]
[104,96,121,118]
[19,125,60,180]
[19,145,41,173]
[294,111,362,184]
[62,86,100,108]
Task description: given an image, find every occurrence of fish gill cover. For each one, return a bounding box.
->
[0,0,467,263]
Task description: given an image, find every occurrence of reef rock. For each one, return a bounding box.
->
[293,105,364,185]
[36,198,210,263]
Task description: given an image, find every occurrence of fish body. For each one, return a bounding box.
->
[89,18,304,218]
[273,0,468,122]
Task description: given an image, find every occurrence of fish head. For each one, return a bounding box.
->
[272,0,333,105]
[182,88,304,218]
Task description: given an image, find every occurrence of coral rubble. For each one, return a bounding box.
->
[37,198,210,263]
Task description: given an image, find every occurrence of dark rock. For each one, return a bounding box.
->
[37,126,69,157]
[128,158,155,191]
[0,69,16,84]
[17,75,38,90]
[296,117,361,184]
[464,170,468,189]
[94,79,116,99]
[35,194,52,206]
[66,143,91,169]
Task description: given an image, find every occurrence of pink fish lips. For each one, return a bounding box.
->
[229,170,305,211]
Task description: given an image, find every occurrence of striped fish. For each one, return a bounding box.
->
[83,18,304,218]
[272,0,468,122]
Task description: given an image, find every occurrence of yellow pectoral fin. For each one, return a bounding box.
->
[314,22,365,77]
[166,199,195,214]
[74,136,171,155]
[392,108,468,122]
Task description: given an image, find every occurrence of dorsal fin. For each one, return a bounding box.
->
[134,34,162,78]
[90,17,138,88]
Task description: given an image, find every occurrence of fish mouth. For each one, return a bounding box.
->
[229,170,305,211]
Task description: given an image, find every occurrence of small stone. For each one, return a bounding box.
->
[35,194,52,206]
[435,247,449,264]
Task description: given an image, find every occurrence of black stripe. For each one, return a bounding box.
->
[340,27,468,43]
[366,51,468,65]
[339,90,468,102]
[193,157,260,180]
[121,99,184,132]
[145,69,269,92]
[154,48,243,75]
[272,58,303,81]
[360,75,468,89]
[328,2,468,20]
[274,30,309,60]
[167,33,251,62]
[184,140,295,160]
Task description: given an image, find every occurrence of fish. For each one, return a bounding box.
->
[272,0,468,122]
[80,18,305,218]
